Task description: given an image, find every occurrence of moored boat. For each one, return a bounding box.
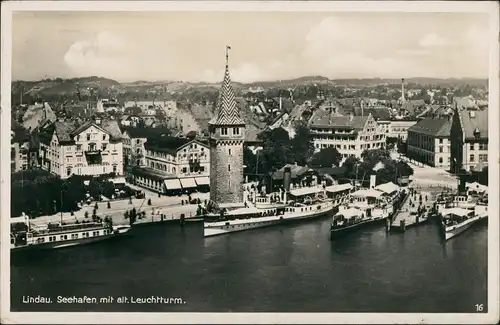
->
[10,213,131,252]
[330,187,395,239]
[440,205,488,241]
[204,186,339,237]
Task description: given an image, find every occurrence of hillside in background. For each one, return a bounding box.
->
[11,75,488,105]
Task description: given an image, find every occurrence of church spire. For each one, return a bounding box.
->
[209,46,245,126]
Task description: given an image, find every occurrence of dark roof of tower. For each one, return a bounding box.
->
[209,60,245,126]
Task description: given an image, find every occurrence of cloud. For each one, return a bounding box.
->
[418,33,450,48]
[302,17,426,78]
[63,31,133,79]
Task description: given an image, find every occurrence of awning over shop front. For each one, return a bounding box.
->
[195,176,210,186]
[164,179,182,190]
[180,178,197,188]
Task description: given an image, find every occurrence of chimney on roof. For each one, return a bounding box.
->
[349,113,354,122]
[469,111,475,118]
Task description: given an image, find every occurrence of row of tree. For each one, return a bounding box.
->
[243,123,315,176]
[243,125,414,186]
[11,170,135,218]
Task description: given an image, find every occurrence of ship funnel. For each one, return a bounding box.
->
[369,174,377,189]
[283,167,292,192]
[458,175,467,194]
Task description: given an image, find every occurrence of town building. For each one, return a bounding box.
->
[37,118,124,178]
[385,120,418,140]
[130,137,210,194]
[96,99,122,113]
[450,109,488,173]
[121,127,177,168]
[406,117,452,169]
[124,100,178,116]
[11,119,30,172]
[208,51,246,208]
[309,112,386,159]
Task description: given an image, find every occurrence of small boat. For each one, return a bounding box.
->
[10,214,131,252]
[441,206,488,241]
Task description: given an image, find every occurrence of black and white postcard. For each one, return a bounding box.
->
[1,1,499,324]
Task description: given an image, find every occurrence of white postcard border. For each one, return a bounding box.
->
[1,1,499,324]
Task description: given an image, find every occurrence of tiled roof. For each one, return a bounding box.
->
[54,121,78,142]
[458,110,488,140]
[408,118,451,137]
[358,108,390,121]
[122,126,171,139]
[271,164,314,180]
[209,62,245,125]
[11,118,30,144]
[144,136,192,155]
[245,123,262,142]
[101,120,123,141]
[310,113,368,131]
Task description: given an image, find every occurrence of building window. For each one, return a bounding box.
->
[479,154,488,162]
[76,144,82,151]
[102,144,107,151]
[439,138,443,144]
[479,143,488,150]
[469,143,475,151]
[228,149,232,155]
[66,168,71,176]
[182,167,187,173]
[228,164,231,171]
[470,154,475,162]
[439,157,443,164]
[233,127,240,135]
[76,135,80,141]
[439,147,443,153]
[87,134,91,141]
[112,165,117,173]
[103,134,106,140]
[221,128,228,136]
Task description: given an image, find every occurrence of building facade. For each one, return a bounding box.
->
[450,109,488,173]
[309,113,386,159]
[122,130,147,167]
[144,139,210,178]
[11,120,30,172]
[406,118,452,169]
[208,54,246,207]
[38,119,124,178]
[129,138,210,194]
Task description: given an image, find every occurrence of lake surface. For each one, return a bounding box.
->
[10,217,488,313]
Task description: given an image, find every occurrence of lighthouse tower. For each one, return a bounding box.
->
[208,46,246,208]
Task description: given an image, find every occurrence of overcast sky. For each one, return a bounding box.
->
[12,11,490,83]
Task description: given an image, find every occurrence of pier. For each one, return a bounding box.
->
[389,188,433,232]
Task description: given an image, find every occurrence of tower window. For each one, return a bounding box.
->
[221,128,228,136]
[228,164,231,171]
[233,127,240,135]
[229,149,232,155]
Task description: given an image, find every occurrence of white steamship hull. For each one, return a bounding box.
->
[204,201,335,237]
[11,226,131,252]
[443,213,488,241]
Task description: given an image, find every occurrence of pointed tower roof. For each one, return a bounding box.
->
[209,46,245,126]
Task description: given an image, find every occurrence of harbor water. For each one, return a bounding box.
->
[11,217,488,313]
